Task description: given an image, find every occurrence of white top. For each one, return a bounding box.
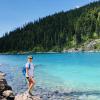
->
[25,62,34,77]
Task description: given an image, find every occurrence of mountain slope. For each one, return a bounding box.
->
[0,1,100,53]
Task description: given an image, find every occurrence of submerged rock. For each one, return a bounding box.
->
[3,90,14,97]
[15,91,41,100]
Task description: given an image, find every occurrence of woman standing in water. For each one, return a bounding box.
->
[25,55,35,95]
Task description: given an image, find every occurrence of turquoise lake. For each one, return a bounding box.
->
[0,52,100,94]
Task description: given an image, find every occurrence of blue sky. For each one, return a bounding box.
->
[0,0,99,37]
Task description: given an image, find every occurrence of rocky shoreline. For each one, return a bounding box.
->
[0,50,100,55]
[0,71,14,100]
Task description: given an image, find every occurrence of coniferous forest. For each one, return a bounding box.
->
[0,1,100,53]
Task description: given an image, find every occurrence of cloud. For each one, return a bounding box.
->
[75,5,80,8]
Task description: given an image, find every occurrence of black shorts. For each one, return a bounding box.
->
[26,77,29,83]
[26,76,34,83]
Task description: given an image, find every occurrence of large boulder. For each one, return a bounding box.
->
[0,72,15,100]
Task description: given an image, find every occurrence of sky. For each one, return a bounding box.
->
[0,0,99,37]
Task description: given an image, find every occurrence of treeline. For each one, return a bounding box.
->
[0,1,100,52]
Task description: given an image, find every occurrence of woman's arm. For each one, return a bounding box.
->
[26,67,29,77]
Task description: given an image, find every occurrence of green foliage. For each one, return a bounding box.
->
[32,46,44,52]
[0,1,100,52]
[51,46,62,52]
[94,43,100,50]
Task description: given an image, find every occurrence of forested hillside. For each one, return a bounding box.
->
[0,1,100,53]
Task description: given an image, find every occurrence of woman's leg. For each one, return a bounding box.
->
[29,77,35,94]
[26,77,30,90]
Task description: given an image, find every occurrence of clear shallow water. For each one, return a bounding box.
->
[0,52,100,94]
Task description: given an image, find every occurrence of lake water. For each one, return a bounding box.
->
[0,52,100,96]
